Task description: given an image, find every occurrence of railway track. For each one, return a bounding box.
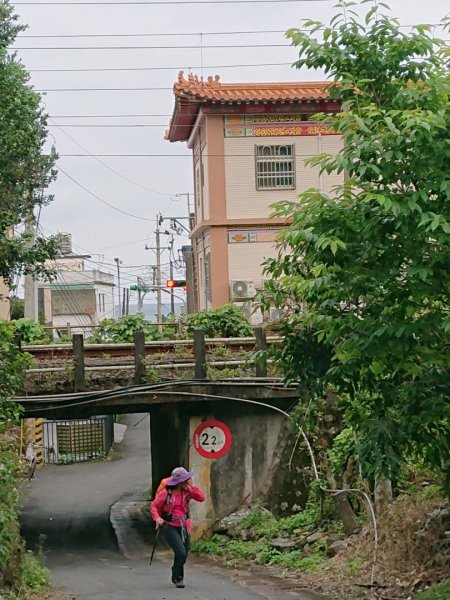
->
[22,336,281,361]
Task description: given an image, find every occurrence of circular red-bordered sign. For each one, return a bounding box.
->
[193,419,232,459]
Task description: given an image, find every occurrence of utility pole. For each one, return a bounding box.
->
[155,217,162,331]
[175,192,192,223]
[114,257,122,319]
[24,213,38,320]
[169,258,175,315]
[182,245,197,314]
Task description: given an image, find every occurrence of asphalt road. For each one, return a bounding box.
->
[20,414,324,600]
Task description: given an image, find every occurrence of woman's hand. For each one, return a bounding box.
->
[156,517,164,527]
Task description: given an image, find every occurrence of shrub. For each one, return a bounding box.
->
[90,314,161,343]
[183,304,254,338]
[12,318,51,345]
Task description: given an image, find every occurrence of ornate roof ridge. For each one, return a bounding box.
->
[174,70,331,96]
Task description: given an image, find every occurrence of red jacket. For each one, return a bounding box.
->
[150,485,205,533]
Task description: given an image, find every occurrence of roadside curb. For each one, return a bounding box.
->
[188,555,329,600]
[110,497,153,560]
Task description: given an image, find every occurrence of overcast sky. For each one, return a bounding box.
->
[11,0,449,299]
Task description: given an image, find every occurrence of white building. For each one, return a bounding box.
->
[38,234,115,336]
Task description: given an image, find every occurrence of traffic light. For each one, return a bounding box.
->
[167,279,187,288]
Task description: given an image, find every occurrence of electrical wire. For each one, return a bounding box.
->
[29,62,293,72]
[21,380,378,584]
[50,121,173,195]
[50,113,173,117]
[15,0,332,5]
[51,124,172,127]
[37,87,173,91]
[18,381,378,584]
[19,29,288,38]
[39,226,158,275]
[57,166,154,221]
[16,43,292,50]
[51,270,93,331]
[47,123,228,127]
[58,152,319,157]
[19,23,442,38]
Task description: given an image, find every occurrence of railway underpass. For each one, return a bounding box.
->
[18,378,299,533]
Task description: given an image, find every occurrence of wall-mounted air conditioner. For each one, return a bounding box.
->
[230,280,256,300]
[269,308,283,322]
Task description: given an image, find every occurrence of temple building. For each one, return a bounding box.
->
[166,72,343,319]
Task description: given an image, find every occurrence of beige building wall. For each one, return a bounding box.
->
[224,134,343,220]
[0,279,10,320]
[228,241,278,288]
[202,144,210,221]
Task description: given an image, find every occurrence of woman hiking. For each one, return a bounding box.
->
[150,467,205,588]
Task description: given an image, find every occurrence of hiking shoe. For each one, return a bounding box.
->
[175,579,185,588]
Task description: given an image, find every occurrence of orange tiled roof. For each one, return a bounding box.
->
[174,71,331,103]
[166,71,334,143]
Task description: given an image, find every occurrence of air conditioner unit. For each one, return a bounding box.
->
[230,280,256,300]
[239,305,252,320]
[269,308,283,323]
[236,303,263,326]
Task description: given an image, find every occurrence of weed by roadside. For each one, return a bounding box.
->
[2,548,49,600]
[192,505,329,572]
[414,581,450,599]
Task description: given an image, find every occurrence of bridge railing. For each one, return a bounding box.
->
[18,328,279,392]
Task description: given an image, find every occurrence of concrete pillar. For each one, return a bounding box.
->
[149,406,190,497]
[73,334,85,392]
[133,330,146,384]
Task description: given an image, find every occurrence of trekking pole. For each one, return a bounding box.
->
[149,526,161,566]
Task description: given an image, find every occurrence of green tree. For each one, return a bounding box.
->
[0,0,58,285]
[261,2,450,495]
[1,3,58,591]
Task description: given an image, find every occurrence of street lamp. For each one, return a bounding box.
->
[174,192,193,228]
[114,257,122,319]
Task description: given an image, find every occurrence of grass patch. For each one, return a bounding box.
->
[414,581,450,599]
[3,550,50,599]
[343,557,364,576]
[192,505,330,572]
[20,550,49,594]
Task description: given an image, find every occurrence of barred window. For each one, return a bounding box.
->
[255,145,295,190]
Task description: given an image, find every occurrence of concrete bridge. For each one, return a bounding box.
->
[18,377,300,535]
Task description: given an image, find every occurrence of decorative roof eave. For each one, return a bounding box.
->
[166,71,336,143]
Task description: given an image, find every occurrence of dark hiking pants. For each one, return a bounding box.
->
[162,524,190,583]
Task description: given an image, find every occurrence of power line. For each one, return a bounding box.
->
[15,43,291,50]
[15,0,332,5]
[19,29,288,38]
[57,165,154,221]
[39,226,155,275]
[51,121,173,195]
[29,61,293,72]
[59,152,318,157]
[37,87,172,91]
[19,23,441,38]
[50,113,173,117]
[50,124,194,127]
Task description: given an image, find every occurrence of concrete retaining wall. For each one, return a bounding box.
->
[188,410,285,537]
